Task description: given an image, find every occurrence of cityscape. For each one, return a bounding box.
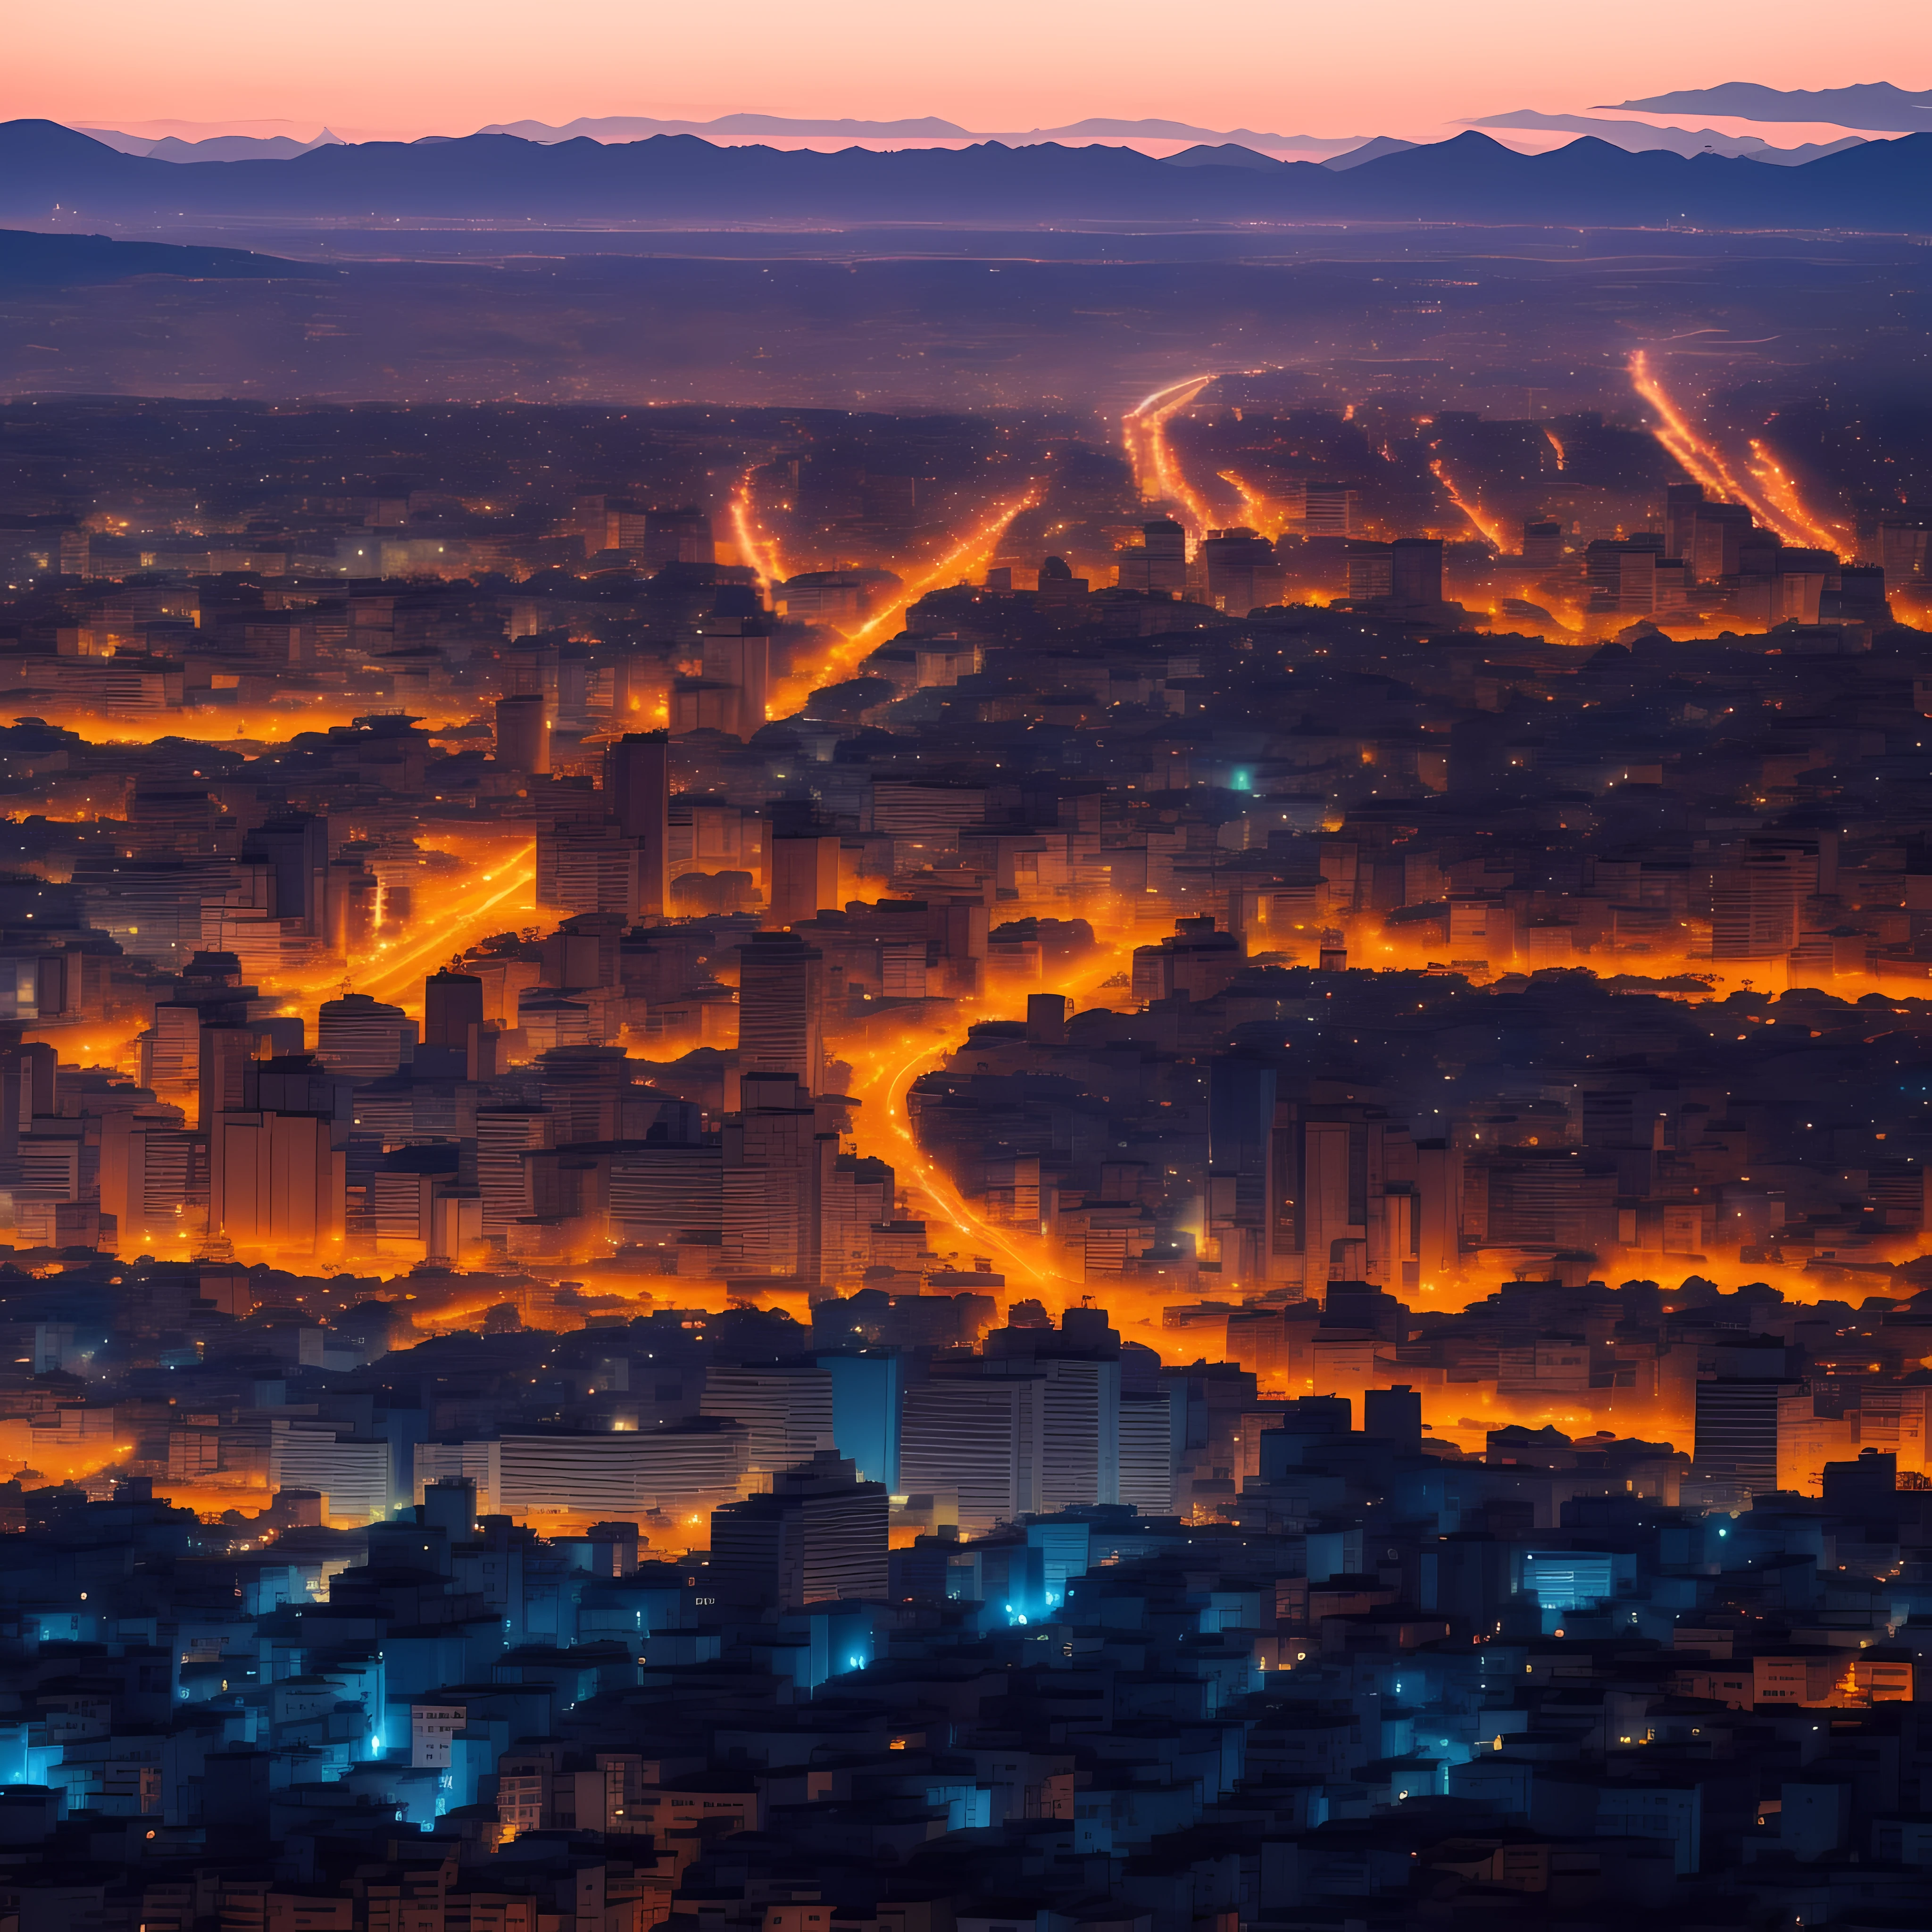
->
[3,23,1932,1932]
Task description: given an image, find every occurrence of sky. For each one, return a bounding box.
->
[6,0,1923,142]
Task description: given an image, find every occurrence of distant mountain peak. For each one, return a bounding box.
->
[1321,136,1419,171]
[1602,82,1932,129]
[1160,143,1284,171]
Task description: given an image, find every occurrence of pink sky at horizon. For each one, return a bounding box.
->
[7,0,1925,145]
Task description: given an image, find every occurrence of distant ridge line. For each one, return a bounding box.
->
[4,120,1930,234]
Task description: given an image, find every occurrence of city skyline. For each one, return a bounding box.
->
[6,0,1932,1914]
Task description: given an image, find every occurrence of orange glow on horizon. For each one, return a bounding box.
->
[23,699,484,749]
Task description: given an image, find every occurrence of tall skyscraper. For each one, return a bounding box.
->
[982,1307,1122,1511]
[1709,849,1809,961]
[699,619,771,740]
[475,1106,554,1242]
[607,730,676,927]
[209,1110,345,1255]
[603,731,670,919]
[1118,1387,1181,1515]
[1585,537,1661,613]
[699,1363,836,1478]
[1665,481,1705,562]
[495,693,549,775]
[1690,502,1755,582]
[722,1071,835,1283]
[198,1022,258,1131]
[424,970,484,1053]
[1114,518,1188,596]
[536,821,645,919]
[423,974,487,1082]
[1695,1376,1806,1496]
[707,1451,888,1608]
[901,1370,1047,1534]
[1303,485,1356,537]
[736,930,826,1091]
[242,810,330,934]
[815,1349,903,1489]
[1209,1054,1276,1286]
[639,505,713,568]
[769,831,842,927]
[1364,1384,1424,1454]
[1389,536,1444,605]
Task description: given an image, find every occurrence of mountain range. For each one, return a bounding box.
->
[74,114,1373,164]
[475,114,1368,154]
[4,120,1931,232]
[1465,110,1864,162]
[1607,82,1932,128]
[81,126,347,162]
[1165,139,1418,171]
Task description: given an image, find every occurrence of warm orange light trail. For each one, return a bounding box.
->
[355,842,537,1005]
[838,935,1139,1306]
[1628,350,1815,547]
[874,1033,1058,1291]
[1628,349,1748,503]
[728,465,786,593]
[772,491,1036,714]
[1746,438,1848,551]
[842,875,1928,1352]
[1218,470,1285,539]
[1542,427,1566,471]
[1428,455,1509,550]
[1122,374,1216,538]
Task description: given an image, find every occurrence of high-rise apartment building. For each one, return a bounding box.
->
[209,1110,345,1255]
[815,1349,902,1489]
[1695,1377,1807,1496]
[317,993,416,1080]
[982,1308,1123,1510]
[1114,519,1188,597]
[495,693,549,775]
[423,969,485,1074]
[901,1370,1047,1534]
[1118,1387,1181,1515]
[698,620,771,740]
[475,1106,554,1241]
[736,932,826,1091]
[769,833,842,927]
[1390,537,1444,606]
[699,1364,836,1477]
[1303,485,1356,537]
[603,731,670,919]
[708,1451,888,1607]
[242,811,330,934]
[722,1072,835,1282]
[418,1420,749,1519]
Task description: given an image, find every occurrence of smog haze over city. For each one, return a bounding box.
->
[4,3,1932,1924]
